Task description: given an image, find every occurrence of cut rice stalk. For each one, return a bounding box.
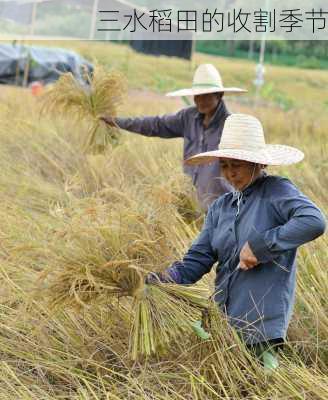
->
[129,282,210,360]
[41,65,127,154]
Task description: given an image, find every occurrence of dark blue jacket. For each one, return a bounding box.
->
[166,175,326,344]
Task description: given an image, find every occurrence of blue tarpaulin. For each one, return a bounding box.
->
[0,43,93,85]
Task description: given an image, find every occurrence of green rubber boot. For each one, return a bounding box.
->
[191,320,211,340]
[261,349,279,373]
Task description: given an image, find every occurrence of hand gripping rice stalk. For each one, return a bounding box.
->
[41,65,127,154]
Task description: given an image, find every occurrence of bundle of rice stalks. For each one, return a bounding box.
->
[130,282,209,360]
[41,65,127,154]
[38,261,209,360]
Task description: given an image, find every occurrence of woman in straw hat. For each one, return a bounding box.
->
[102,64,246,209]
[148,113,326,370]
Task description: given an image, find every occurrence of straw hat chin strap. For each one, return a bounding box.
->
[234,164,260,217]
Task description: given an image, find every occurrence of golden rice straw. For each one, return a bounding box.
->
[41,65,127,154]
[37,261,209,360]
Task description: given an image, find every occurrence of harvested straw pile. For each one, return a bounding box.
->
[41,65,127,154]
[38,261,209,360]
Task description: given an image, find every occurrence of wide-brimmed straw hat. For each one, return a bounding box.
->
[185,114,304,166]
[166,64,247,97]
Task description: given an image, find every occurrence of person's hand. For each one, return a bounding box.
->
[145,271,174,284]
[100,115,116,127]
[239,242,258,271]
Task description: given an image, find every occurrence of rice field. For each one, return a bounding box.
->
[0,40,326,399]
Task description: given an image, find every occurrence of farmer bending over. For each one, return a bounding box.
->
[102,64,246,210]
[148,113,326,369]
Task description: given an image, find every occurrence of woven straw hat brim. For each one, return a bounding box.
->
[185,144,304,166]
[166,87,247,97]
